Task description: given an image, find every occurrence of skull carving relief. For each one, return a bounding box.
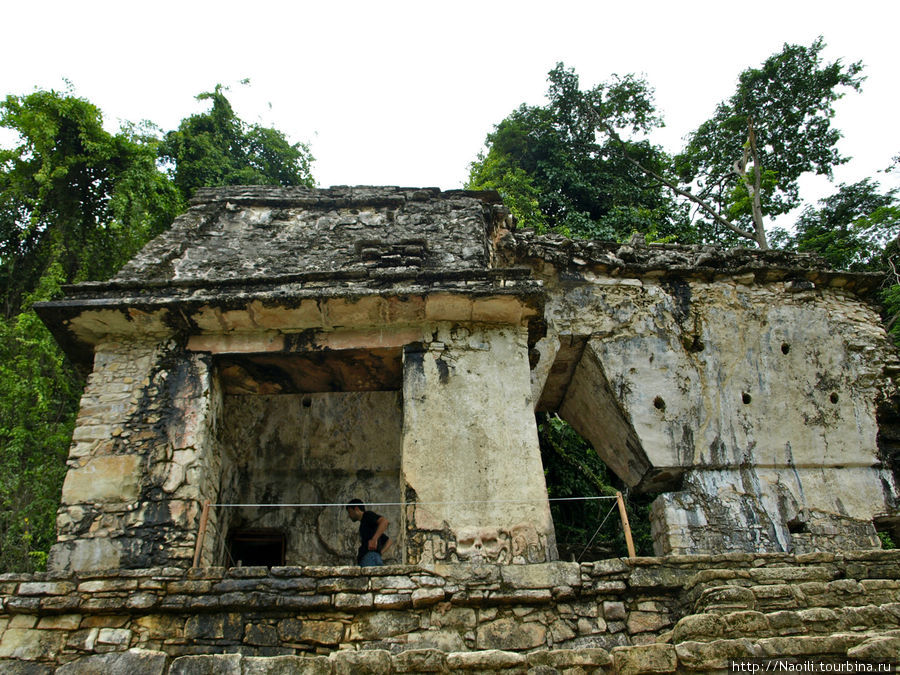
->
[452,526,510,563]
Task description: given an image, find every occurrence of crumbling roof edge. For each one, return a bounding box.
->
[499,230,886,296]
[188,185,504,208]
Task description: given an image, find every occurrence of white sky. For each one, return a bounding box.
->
[4,1,899,222]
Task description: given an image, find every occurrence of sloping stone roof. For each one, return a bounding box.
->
[112,185,506,284]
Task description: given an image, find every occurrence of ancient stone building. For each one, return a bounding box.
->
[7,185,900,672]
[35,186,900,574]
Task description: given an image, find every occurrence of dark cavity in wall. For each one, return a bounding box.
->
[663,277,692,324]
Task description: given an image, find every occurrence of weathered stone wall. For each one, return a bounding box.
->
[216,391,403,566]
[508,233,900,555]
[2,551,899,672]
[50,339,218,573]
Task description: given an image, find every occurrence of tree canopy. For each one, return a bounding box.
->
[469,39,867,251]
[467,64,692,243]
[159,85,315,200]
[675,37,864,248]
[0,89,181,318]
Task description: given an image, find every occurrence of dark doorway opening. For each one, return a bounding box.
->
[226,528,286,567]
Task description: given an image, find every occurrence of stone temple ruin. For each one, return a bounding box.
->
[36,186,900,570]
[3,185,899,670]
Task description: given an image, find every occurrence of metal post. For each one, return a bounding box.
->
[192,500,211,568]
[615,491,636,559]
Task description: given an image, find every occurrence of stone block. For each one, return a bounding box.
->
[331,648,392,675]
[446,649,526,670]
[17,581,75,596]
[527,648,612,668]
[672,613,724,642]
[56,649,168,675]
[349,611,420,640]
[0,659,53,674]
[61,454,141,504]
[429,606,477,630]
[277,618,344,646]
[97,627,132,646]
[334,592,373,609]
[169,653,242,674]
[675,638,761,669]
[603,600,626,621]
[244,623,278,646]
[183,613,243,641]
[37,614,81,630]
[626,610,671,635]
[721,610,770,637]
[500,562,581,589]
[0,628,65,660]
[611,644,677,675]
[243,655,331,675]
[392,648,447,673]
[411,587,445,607]
[476,617,547,650]
[847,636,900,661]
[49,535,122,573]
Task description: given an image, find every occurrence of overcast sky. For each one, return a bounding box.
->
[4,1,899,219]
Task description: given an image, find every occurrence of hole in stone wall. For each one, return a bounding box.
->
[781,343,791,355]
[653,396,666,411]
[302,396,312,408]
[226,528,286,567]
[787,518,808,535]
[742,392,752,405]
[830,392,839,404]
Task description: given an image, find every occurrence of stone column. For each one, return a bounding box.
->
[401,324,557,565]
[50,340,220,572]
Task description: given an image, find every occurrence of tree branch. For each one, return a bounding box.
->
[591,108,758,243]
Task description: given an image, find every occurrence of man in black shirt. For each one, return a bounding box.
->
[345,498,390,566]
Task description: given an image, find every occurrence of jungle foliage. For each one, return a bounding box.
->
[468,38,868,250]
[0,85,314,572]
[538,414,655,559]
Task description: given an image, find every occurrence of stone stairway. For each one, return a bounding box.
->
[662,559,900,669]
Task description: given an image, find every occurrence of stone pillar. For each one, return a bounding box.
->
[401,324,557,565]
[50,340,220,572]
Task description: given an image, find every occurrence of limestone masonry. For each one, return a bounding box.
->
[8,185,899,671]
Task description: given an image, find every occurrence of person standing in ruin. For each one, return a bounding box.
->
[345,498,391,566]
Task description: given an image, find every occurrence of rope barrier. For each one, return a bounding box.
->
[209,495,619,508]
[192,493,636,566]
[577,499,619,563]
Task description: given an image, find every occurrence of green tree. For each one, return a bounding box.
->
[788,179,900,271]
[674,38,864,248]
[159,85,315,200]
[0,89,181,318]
[0,266,79,571]
[0,88,183,572]
[538,414,655,558]
[468,64,691,242]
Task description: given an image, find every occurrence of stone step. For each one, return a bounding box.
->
[692,578,900,614]
[671,630,900,672]
[673,603,900,643]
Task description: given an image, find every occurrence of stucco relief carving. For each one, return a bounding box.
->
[412,522,550,564]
